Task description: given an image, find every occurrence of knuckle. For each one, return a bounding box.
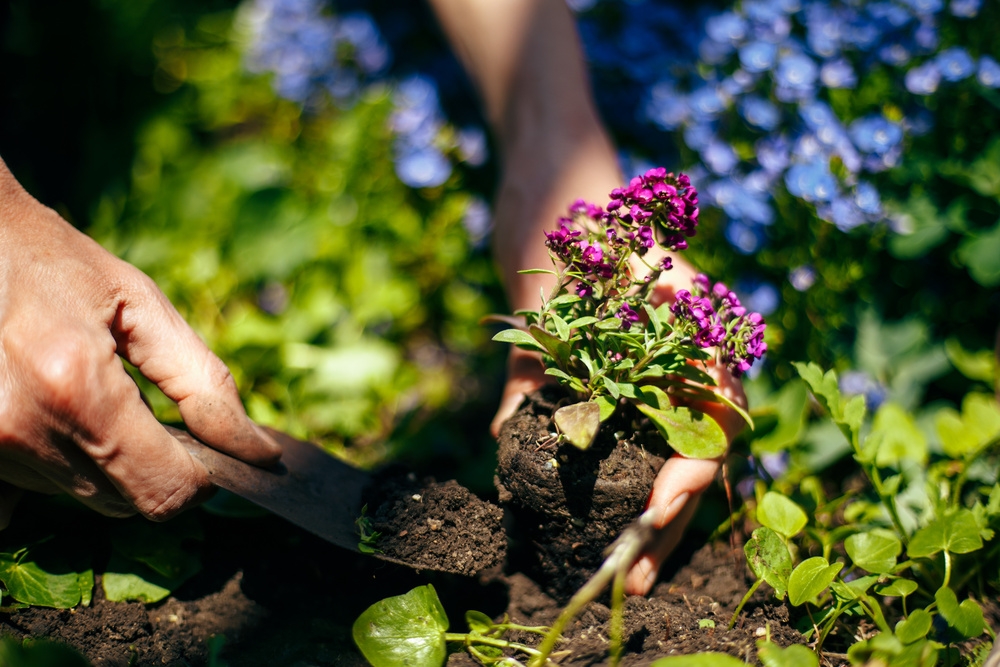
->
[27,335,95,414]
[133,480,196,522]
[203,354,238,395]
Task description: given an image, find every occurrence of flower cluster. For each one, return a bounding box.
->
[671,274,767,376]
[607,168,700,251]
[568,0,997,293]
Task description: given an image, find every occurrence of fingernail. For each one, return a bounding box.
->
[658,491,690,528]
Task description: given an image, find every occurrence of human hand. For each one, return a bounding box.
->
[0,160,280,526]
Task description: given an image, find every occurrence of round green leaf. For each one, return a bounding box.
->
[465,610,493,635]
[908,510,983,558]
[0,548,92,609]
[758,641,819,667]
[874,577,919,598]
[352,584,450,667]
[935,586,985,641]
[757,492,807,539]
[554,402,600,450]
[845,530,902,574]
[895,609,933,645]
[788,557,843,607]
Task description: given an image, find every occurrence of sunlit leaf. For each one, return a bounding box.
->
[650,653,747,667]
[908,510,983,558]
[845,530,901,574]
[935,586,985,640]
[744,527,792,599]
[756,492,807,539]
[554,402,601,450]
[492,329,546,353]
[874,578,919,598]
[757,640,818,667]
[465,610,493,635]
[352,584,449,667]
[895,609,933,645]
[871,403,927,467]
[635,402,727,459]
[0,547,92,609]
[788,557,843,606]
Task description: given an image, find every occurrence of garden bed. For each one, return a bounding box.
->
[0,492,803,667]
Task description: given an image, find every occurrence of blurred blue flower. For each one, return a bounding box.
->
[913,19,939,51]
[849,116,903,156]
[688,85,729,117]
[878,42,912,67]
[737,278,780,316]
[820,58,857,88]
[774,52,818,100]
[463,196,492,246]
[725,220,768,254]
[868,1,915,27]
[805,4,845,57]
[900,0,944,16]
[978,56,1000,88]
[905,60,942,94]
[785,161,837,202]
[566,0,599,12]
[699,37,736,65]
[705,11,748,44]
[456,127,488,167]
[799,100,838,131]
[702,140,739,174]
[394,147,451,188]
[645,83,690,130]
[337,12,390,74]
[839,371,888,412]
[935,46,975,81]
[683,122,716,151]
[903,108,935,135]
[758,451,790,479]
[740,96,781,130]
[820,195,866,231]
[854,182,883,217]
[789,265,816,291]
[756,135,791,174]
[739,41,779,73]
[708,178,776,225]
[950,0,982,17]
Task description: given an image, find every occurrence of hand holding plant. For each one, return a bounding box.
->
[492,167,766,455]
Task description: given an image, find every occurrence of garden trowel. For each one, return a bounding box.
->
[167,425,468,574]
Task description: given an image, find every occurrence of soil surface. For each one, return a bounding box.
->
[364,470,506,576]
[496,388,670,601]
[0,492,810,667]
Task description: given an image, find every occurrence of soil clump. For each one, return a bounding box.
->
[496,388,669,601]
[364,470,506,576]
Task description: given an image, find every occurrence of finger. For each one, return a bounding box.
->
[0,455,136,518]
[0,482,23,531]
[110,270,280,466]
[647,455,720,529]
[491,347,549,438]
[625,494,701,595]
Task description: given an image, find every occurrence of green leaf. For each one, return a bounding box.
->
[788,557,843,607]
[635,401,728,459]
[908,510,983,558]
[874,577,919,598]
[886,193,954,259]
[529,324,572,365]
[102,552,198,604]
[957,220,1000,287]
[793,363,865,447]
[465,610,493,635]
[944,339,996,384]
[551,313,571,342]
[870,403,927,467]
[352,585,449,667]
[568,316,600,329]
[895,609,933,645]
[744,527,793,599]
[756,492,807,539]
[751,380,809,454]
[602,376,621,400]
[554,402,601,450]
[516,268,557,275]
[0,636,92,667]
[650,654,747,667]
[595,394,617,422]
[845,530,902,574]
[757,640,819,667]
[0,546,92,609]
[643,302,664,338]
[935,586,985,640]
[492,328,545,353]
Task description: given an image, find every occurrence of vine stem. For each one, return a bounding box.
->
[529,509,660,667]
[943,549,953,589]
[444,633,542,657]
[728,579,763,630]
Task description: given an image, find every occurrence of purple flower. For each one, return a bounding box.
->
[616,303,641,331]
[544,221,582,259]
[607,168,700,252]
[576,282,593,298]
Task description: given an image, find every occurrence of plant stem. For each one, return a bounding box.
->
[728,579,763,630]
[609,564,627,667]
[942,549,952,589]
[444,633,542,657]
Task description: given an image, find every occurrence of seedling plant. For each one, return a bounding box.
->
[491,167,766,455]
[731,362,1000,665]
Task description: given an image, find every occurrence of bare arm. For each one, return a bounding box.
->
[428,0,745,595]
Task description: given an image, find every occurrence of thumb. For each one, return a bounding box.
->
[111,270,281,465]
[491,347,549,438]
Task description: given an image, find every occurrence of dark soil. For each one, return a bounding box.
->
[0,497,807,666]
[496,387,670,601]
[364,470,506,576]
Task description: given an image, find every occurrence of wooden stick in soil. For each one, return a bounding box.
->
[529,509,660,667]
